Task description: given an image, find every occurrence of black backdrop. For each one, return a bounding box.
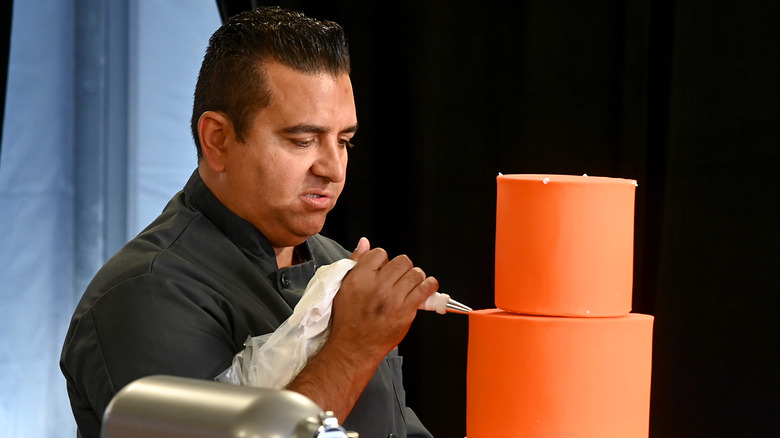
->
[216,1,779,437]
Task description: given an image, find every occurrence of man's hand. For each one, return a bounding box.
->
[331,237,439,357]
[285,237,438,421]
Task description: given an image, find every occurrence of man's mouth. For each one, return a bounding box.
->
[301,188,335,209]
[301,192,332,209]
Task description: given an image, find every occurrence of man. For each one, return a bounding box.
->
[60,7,437,438]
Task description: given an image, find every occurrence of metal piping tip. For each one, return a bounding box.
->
[446,298,472,314]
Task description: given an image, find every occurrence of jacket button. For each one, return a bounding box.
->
[281,274,291,288]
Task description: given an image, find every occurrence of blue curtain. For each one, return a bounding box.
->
[0,1,219,436]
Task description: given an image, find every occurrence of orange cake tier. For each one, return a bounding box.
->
[467,309,654,438]
[495,174,637,317]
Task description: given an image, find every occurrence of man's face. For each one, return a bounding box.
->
[221,61,357,248]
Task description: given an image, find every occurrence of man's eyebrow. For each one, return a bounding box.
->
[281,124,359,135]
[342,124,359,134]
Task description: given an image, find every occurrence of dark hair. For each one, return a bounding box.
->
[190,6,351,158]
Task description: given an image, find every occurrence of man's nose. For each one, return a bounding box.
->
[311,139,347,182]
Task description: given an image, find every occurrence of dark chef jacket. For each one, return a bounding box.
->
[60,170,432,438]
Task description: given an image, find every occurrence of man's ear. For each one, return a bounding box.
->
[198,111,233,173]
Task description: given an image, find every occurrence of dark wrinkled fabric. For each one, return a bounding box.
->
[60,170,432,438]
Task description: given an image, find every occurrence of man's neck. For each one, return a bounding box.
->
[275,244,308,268]
[275,246,295,268]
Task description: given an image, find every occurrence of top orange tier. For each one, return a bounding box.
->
[495,174,637,317]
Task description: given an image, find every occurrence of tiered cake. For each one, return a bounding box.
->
[467,174,654,438]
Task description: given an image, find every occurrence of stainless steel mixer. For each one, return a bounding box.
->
[101,375,356,438]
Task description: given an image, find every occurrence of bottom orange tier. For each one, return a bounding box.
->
[467,309,654,438]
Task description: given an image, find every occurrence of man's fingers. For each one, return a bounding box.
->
[349,237,371,261]
[376,254,414,284]
[347,248,438,313]
[390,264,439,311]
[394,266,427,296]
[406,276,439,307]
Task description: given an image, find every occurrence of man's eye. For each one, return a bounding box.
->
[294,139,314,147]
[339,139,355,149]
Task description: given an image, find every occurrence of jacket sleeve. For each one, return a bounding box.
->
[60,274,246,438]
